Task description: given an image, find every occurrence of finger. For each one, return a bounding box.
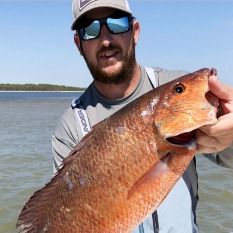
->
[197,124,233,152]
[209,76,233,113]
[219,99,233,114]
[208,75,233,101]
[199,113,233,137]
[197,145,217,154]
[196,129,220,148]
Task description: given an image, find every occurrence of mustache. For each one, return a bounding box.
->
[97,44,122,57]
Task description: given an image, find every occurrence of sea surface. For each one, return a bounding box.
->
[0,92,233,233]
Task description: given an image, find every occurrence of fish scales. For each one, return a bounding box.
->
[17,68,219,233]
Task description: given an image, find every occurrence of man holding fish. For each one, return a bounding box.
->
[51,0,233,232]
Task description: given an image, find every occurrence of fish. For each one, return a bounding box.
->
[17,68,219,233]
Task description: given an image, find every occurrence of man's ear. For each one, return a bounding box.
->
[132,20,140,45]
[74,34,83,56]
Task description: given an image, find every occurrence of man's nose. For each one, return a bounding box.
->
[98,25,113,47]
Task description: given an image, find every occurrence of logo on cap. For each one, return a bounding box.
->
[79,0,97,11]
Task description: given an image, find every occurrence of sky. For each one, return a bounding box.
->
[0,0,233,88]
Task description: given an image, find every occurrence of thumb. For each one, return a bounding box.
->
[208,75,233,101]
[208,74,233,114]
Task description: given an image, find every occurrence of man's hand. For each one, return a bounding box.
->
[197,74,233,153]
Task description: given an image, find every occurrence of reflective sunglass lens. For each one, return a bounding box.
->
[80,20,100,40]
[107,16,130,33]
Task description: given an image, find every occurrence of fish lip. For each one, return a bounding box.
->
[165,130,197,149]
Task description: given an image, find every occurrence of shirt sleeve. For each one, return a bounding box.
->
[217,147,233,168]
[204,146,233,169]
[52,108,80,173]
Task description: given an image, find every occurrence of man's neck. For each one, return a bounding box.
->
[94,64,141,100]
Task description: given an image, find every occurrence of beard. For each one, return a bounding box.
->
[82,35,136,85]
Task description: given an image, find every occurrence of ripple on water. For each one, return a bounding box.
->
[196,155,233,233]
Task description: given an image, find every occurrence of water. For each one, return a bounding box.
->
[0,92,233,233]
[0,92,81,233]
[196,158,233,232]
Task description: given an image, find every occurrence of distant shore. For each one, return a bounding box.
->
[0,90,83,93]
[0,83,86,92]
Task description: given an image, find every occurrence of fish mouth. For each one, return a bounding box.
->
[166,130,196,148]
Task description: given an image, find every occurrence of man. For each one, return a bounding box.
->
[52,0,233,232]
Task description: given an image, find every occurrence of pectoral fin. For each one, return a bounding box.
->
[128,155,173,199]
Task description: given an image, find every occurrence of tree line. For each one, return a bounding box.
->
[0,83,85,91]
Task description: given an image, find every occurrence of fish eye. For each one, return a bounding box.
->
[173,83,185,94]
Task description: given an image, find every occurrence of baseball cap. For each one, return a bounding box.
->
[71,0,132,30]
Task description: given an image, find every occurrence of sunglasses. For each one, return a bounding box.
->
[76,15,135,41]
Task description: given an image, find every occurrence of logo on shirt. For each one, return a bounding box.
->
[77,109,90,134]
[79,0,97,11]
